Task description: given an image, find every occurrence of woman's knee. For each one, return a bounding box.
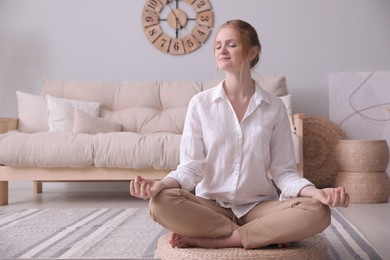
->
[304,199,331,230]
[314,199,330,217]
[319,202,331,227]
[291,198,330,227]
[149,188,184,220]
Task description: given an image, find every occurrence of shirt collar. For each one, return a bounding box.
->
[211,81,226,102]
[211,80,271,106]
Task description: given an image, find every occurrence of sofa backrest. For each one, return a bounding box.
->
[40,76,288,134]
[41,80,203,134]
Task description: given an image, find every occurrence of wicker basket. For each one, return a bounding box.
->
[335,171,390,203]
[335,140,389,172]
[303,116,348,188]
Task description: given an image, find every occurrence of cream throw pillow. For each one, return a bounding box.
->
[252,74,288,96]
[72,109,122,134]
[46,95,100,132]
[16,91,49,133]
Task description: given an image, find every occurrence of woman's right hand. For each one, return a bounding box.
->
[129,176,164,200]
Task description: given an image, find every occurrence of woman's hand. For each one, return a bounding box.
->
[300,186,350,207]
[314,187,350,207]
[130,176,164,200]
[129,176,181,200]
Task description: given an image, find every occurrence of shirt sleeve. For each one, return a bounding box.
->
[269,100,315,200]
[165,96,205,191]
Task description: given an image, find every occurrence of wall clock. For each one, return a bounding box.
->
[142,0,213,55]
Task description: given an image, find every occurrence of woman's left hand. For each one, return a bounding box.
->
[300,186,350,207]
[314,187,350,207]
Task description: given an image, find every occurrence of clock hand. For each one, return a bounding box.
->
[166,0,184,29]
[175,0,179,37]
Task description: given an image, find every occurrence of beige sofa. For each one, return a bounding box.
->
[0,77,304,205]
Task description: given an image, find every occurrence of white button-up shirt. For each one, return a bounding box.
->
[166,81,314,218]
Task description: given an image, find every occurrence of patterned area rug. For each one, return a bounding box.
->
[0,208,382,260]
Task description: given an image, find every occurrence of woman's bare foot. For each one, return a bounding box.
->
[169,232,297,249]
[169,229,242,249]
[277,242,293,248]
[168,221,296,249]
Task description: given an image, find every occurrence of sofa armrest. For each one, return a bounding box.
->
[0,118,18,134]
[293,113,305,177]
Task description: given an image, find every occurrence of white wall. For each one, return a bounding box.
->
[1,0,390,118]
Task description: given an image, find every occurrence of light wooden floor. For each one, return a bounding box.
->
[2,181,390,258]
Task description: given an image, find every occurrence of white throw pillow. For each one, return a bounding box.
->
[16,91,49,133]
[279,94,295,132]
[72,109,122,134]
[279,94,300,163]
[46,95,100,132]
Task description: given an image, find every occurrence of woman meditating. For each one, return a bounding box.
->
[130,19,349,249]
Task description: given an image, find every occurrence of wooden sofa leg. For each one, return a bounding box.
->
[0,181,9,205]
[34,181,42,194]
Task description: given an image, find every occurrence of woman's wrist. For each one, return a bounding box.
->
[160,177,181,190]
[298,185,318,198]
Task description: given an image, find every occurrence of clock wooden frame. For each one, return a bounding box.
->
[142,0,213,55]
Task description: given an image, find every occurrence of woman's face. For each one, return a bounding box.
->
[214,27,246,73]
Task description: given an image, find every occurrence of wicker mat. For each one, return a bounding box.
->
[0,208,382,260]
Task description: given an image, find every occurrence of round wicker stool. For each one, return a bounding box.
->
[335,171,390,203]
[335,139,389,172]
[155,233,328,260]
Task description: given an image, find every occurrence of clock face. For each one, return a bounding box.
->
[142,0,214,55]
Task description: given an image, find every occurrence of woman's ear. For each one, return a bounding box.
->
[249,46,260,60]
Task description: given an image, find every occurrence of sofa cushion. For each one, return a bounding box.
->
[93,132,180,170]
[0,131,180,170]
[72,110,122,134]
[0,132,94,167]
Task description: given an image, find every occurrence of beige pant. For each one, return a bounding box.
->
[149,188,331,249]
